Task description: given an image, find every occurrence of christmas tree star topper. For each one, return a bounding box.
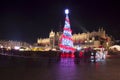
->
[65,9,69,14]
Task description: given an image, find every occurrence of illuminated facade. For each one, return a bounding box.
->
[0,40,31,50]
[37,28,112,49]
[37,30,60,49]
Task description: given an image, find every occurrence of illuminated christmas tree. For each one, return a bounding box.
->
[59,9,75,53]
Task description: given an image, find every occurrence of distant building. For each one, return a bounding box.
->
[37,28,112,49]
[0,40,31,49]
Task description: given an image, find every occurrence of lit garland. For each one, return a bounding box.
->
[59,9,75,53]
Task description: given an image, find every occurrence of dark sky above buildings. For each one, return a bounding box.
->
[0,0,120,43]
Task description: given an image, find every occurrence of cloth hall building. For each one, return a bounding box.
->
[37,28,112,49]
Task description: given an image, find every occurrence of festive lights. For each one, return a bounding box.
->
[65,9,69,14]
[59,9,75,53]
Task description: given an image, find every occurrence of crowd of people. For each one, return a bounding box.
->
[0,47,108,63]
[60,47,108,63]
[74,47,108,63]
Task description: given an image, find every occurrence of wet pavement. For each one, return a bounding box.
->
[0,57,120,80]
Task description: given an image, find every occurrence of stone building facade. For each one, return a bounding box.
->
[37,28,112,49]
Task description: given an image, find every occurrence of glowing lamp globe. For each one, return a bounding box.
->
[65,9,69,14]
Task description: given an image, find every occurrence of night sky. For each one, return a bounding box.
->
[0,0,120,43]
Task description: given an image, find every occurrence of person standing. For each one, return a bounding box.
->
[74,49,80,64]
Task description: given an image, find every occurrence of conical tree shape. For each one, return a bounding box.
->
[59,9,75,53]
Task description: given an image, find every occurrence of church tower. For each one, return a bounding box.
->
[99,27,106,39]
[49,30,55,49]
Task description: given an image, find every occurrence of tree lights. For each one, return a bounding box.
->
[65,9,69,14]
[59,9,75,53]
